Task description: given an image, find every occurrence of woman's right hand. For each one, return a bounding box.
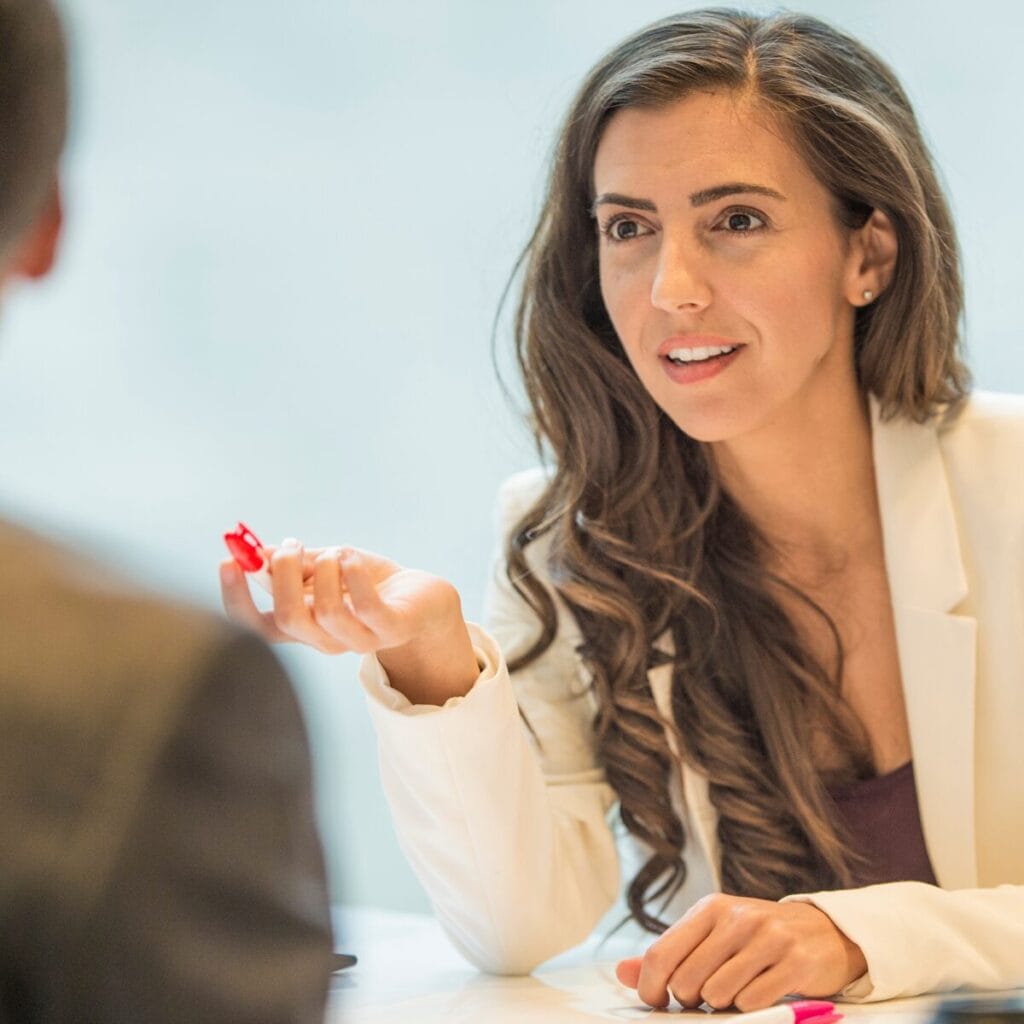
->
[219,541,481,705]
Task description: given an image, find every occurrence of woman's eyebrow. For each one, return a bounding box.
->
[590,192,657,217]
[690,182,787,206]
[590,182,787,217]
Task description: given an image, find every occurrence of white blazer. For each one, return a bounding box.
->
[359,390,1024,1001]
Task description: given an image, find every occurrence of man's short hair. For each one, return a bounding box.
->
[0,0,67,256]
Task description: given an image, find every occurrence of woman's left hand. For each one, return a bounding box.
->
[615,893,867,1011]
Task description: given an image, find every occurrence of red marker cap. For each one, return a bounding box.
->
[224,522,265,572]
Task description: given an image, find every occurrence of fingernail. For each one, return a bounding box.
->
[281,537,300,549]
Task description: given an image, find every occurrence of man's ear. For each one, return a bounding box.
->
[10,180,63,280]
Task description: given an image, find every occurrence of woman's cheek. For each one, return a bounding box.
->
[601,267,650,354]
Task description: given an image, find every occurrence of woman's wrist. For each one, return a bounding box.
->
[376,589,480,706]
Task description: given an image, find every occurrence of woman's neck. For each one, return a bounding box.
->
[709,385,882,575]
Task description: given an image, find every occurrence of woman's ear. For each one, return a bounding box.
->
[9,179,63,281]
[846,207,898,306]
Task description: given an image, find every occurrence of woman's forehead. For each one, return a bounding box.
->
[592,91,814,201]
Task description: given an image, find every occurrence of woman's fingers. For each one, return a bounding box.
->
[732,964,799,1012]
[222,538,433,659]
[219,558,293,642]
[667,928,747,1008]
[339,549,404,640]
[675,938,777,1010]
[270,541,349,654]
[635,901,715,1009]
[338,546,401,584]
[262,541,321,583]
[615,958,642,989]
[311,548,380,652]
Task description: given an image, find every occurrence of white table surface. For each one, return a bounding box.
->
[326,906,1022,1023]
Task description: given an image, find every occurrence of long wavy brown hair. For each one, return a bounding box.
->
[502,8,970,933]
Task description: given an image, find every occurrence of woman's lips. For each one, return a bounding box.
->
[660,345,743,384]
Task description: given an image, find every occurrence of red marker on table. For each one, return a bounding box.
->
[730,1001,842,1024]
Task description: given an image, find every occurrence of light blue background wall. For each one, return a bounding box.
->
[1,1,1021,912]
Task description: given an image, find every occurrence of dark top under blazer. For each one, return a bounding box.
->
[0,519,334,1023]
[826,760,938,888]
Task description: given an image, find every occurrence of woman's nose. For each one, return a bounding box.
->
[650,237,712,313]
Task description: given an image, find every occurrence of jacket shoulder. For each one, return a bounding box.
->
[0,519,232,696]
[494,466,553,533]
[935,392,1024,552]
[939,390,1024,465]
[942,390,1024,432]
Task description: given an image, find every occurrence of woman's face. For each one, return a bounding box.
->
[593,90,868,444]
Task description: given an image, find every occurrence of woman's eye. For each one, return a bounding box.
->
[601,216,651,243]
[720,209,767,233]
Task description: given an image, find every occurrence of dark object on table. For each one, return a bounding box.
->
[932,999,1024,1024]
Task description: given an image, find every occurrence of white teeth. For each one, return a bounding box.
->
[666,344,737,364]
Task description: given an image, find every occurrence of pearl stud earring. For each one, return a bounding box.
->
[862,289,874,302]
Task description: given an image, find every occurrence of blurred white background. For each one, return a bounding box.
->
[1,1,1021,912]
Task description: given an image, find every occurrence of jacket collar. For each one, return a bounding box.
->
[870,394,968,614]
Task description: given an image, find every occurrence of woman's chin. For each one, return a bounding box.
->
[668,409,752,446]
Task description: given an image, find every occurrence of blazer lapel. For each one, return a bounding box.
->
[871,397,979,888]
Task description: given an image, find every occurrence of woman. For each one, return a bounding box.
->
[220,8,1024,1010]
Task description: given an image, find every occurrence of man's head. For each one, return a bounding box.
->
[0,0,67,284]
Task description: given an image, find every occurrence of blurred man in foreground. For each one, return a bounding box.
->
[0,2,334,1020]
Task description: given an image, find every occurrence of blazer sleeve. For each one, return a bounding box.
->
[359,473,620,974]
[782,882,1024,1001]
[65,631,335,1024]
